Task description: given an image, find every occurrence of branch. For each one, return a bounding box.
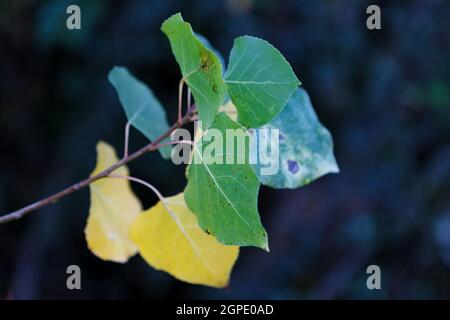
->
[177,78,185,125]
[0,105,196,225]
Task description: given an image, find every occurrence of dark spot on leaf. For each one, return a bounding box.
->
[198,47,220,94]
[287,159,299,174]
[200,50,213,72]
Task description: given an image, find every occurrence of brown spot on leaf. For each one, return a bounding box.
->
[200,49,213,72]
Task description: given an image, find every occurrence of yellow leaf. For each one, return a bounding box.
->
[130,193,239,288]
[85,141,142,263]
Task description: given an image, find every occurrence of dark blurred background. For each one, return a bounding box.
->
[1,0,449,299]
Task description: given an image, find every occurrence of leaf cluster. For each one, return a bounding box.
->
[86,13,338,287]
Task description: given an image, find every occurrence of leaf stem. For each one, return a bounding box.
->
[0,105,197,225]
[178,78,185,125]
[107,174,165,204]
[109,174,187,237]
[124,121,131,158]
[187,88,191,114]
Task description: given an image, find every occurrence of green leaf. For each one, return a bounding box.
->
[195,33,230,104]
[161,13,226,128]
[224,36,300,128]
[108,66,171,159]
[184,113,268,250]
[253,88,339,188]
[195,33,226,73]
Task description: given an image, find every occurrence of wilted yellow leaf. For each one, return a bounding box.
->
[85,141,142,263]
[130,193,239,288]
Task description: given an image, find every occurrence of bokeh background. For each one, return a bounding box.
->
[1,0,449,299]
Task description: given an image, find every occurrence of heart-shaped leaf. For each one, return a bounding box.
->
[184,113,268,250]
[224,36,300,128]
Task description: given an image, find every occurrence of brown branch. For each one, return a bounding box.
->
[0,106,196,225]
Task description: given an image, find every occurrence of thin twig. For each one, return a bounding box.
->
[107,174,178,224]
[0,105,197,225]
[124,122,131,158]
[178,78,185,125]
[187,88,191,114]
[109,174,189,238]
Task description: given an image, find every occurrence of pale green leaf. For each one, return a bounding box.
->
[184,113,268,250]
[224,36,300,128]
[253,88,339,188]
[108,66,171,159]
[161,13,226,128]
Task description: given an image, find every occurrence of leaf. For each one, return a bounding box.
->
[108,66,171,159]
[85,141,142,263]
[185,101,239,177]
[219,100,238,122]
[196,33,231,104]
[224,36,301,128]
[196,33,226,73]
[192,101,238,156]
[253,88,339,188]
[184,113,268,250]
[161,13,226,128]
[130,193,239,288]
